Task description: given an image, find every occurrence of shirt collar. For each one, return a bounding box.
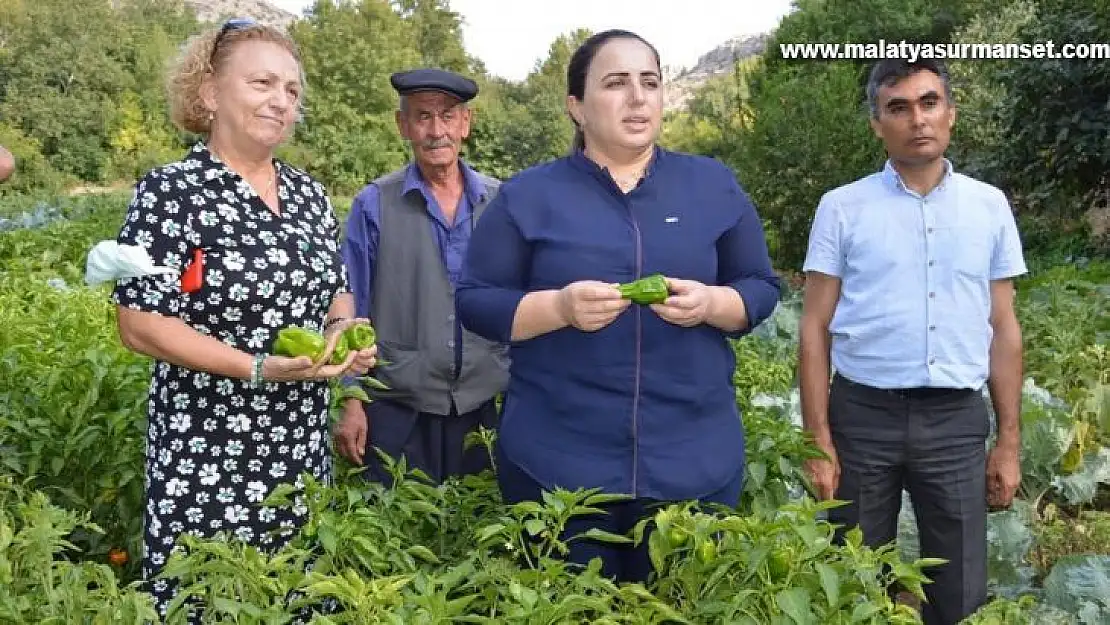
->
[881,157,954,197]
[402,159,489,206]
[569,144,664,186]
[190,141,292,189]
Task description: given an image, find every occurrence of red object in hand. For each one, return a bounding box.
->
[181,248,204,293]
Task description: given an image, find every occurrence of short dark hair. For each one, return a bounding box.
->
[866,58,953,118]
[566,29,661,152]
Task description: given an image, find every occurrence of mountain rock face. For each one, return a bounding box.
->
[663,33,769,111]
[183,0,297,28]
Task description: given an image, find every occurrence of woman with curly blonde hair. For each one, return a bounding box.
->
[106,18,377,620]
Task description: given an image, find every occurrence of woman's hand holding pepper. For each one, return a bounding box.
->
[263,318,377,382]
[650,278,714,327]
[558,280,630,332]
[324,318,377,377]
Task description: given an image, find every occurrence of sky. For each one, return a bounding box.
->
[266,0,796,81]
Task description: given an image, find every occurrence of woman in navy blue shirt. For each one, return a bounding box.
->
[456,29,781,583]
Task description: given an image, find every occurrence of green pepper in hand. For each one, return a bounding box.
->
[617,273,669,305]
[273,327,327,362]
[329,334,351,365]
[345,323,376,350]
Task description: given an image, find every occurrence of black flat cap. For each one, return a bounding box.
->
[390,68,479,102]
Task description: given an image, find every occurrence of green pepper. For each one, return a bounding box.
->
[617,273,669,305]
[345,323,376,350]
[273,327,327,362]
[329,334,351,365]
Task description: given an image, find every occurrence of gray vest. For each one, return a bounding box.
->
[366,168,509,415]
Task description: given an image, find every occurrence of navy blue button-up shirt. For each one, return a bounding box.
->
[343,161,491,381]
[456,148,781,501]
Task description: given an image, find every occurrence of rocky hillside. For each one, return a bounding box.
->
[663,33,769,111]
[183,0,296,28]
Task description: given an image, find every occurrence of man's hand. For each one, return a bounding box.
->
[334,400,369,465]
[986,443,1021,509]
[805,437,841,500]
[557,280,630,332]
[649,277,713,327]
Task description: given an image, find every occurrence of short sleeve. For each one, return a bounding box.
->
[990,193,1028,281]
[801,193,844,277]
[110,172,191,317]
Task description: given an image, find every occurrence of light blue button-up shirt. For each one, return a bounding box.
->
[802,159,1027,390]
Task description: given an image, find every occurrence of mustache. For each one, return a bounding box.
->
[420,138,454,150]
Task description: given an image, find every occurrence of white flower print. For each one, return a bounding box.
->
[222,250,245,271]
[225,505,250,523]
[207,269,225,288]
[228,414,250,433]
[222,458,238,473]
[245,481,267,503]
[166,479,189,497]
[172,394,191,410]
[226,440,244,456]
[188,437,207,453]
[266,248,290,266]
[269,462,287,479]
[262,309,283,327]
[259,507,277,523]
[158,499,176,515]
[270,426,287,443]
[177,458,195,475]
[247,328,268,349]
[216,488,235,504]
[228,284,249,301]
[185,507,203,523]
[291,270,307,286]
[235,526,255,542]
[198,464,220,486]
[248,459,264,472]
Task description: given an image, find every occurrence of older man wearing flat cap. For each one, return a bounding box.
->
[334,68,508,485]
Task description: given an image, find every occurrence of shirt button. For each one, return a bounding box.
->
[928,260,935,267]
[929,325,936,331]
[927,227,934,234]
[929,357,936,365]
[929,292,935,298]
[448,313,455,321]
[447,340,455,348]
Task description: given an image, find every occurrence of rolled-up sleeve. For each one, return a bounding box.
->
[456,185,529,344]
[718,178,782,336]
[342,186,381,320]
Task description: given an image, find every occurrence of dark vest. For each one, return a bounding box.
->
[366,168,509,415]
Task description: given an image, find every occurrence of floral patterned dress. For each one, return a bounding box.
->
[111,143,347,618]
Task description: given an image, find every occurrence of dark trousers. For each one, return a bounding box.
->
[495,439,743,584]
[362,397,499,486]
[828,373,989,625]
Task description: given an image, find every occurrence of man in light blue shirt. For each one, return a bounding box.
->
[798,58,1025,625]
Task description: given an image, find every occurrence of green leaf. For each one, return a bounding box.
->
[776,587,813,625]
[816,562,840,607]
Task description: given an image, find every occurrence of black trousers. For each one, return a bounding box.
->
[828,373,989,625]
[361,397,499,486]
